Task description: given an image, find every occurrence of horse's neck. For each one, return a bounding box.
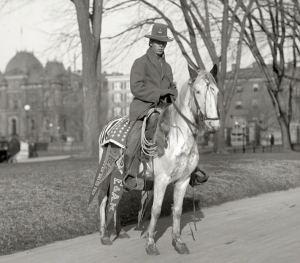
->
[168,89,197,143]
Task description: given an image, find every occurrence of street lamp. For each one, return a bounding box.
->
[242,124,246,153]
[24,104,31,140]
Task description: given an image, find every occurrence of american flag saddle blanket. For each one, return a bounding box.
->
[99,116,131,149]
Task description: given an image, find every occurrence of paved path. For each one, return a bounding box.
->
[17,155,71,163]
[1,188,300,263]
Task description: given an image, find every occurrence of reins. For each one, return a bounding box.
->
[170,75,220,137]
[170,96,199,137]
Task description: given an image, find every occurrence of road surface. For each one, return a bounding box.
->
[1,188,300,263]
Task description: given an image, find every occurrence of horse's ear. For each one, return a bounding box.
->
[188,64,198,82]
[210,64,218,79]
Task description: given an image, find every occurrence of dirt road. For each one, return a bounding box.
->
[1,188,300,263]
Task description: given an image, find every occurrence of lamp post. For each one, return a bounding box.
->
[24,104,31,140]
[49,123,53,142]
[242,124,245,153]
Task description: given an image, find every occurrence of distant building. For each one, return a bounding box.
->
[103,73,133,120]
[0,51,83,142]
[225,63,300,146]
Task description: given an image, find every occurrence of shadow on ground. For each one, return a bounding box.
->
[116,184,205,244]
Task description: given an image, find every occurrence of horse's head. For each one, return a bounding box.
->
[188,64,220,133]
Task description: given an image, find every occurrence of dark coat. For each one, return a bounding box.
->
[129,48,175,121]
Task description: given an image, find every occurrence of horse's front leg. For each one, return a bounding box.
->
[99,196,112,245]
[145,175,168,256]
[172,177,191,254]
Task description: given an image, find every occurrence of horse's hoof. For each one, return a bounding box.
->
[118,229,130,239]
[101,236,113,245]
[146,244,160,255]
[172,241,190,254]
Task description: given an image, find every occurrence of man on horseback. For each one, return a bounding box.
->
[123,23,177,190]
[123,23,209,191]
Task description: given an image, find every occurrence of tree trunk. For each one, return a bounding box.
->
[82,49,100,156]
[73,0,102,157]
[213,93,228,154]
[277,116,293,152]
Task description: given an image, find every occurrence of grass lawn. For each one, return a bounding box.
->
[0,151,300,255]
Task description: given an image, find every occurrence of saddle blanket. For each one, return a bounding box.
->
[99,116,131,149]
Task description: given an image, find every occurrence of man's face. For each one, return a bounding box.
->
[151,40,167,56]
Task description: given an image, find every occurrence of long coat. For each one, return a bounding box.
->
[129,47,175,121]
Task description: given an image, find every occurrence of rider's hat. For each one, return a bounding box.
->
[144,23,173,42]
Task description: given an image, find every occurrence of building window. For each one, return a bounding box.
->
[9,93,19,109]
[235,100,242,109]
[113,93,122,103]
[125,106,130,115]
[236,86,243,92]
[252,99,258,107]
[253,83,259,92]
[114,107,122,117]
[11,119,17,135]
[44,91,51,107]
[63,118,67,131]
[113,82,121,90]
[125,81,130,90]
[13,100,18,109]
[125,92,133,103]
[44,118,50,130]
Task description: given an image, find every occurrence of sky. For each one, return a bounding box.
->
[0,0,191,85]
[0,1,138,72]
[0,1,73,72]
[0,0,258,87]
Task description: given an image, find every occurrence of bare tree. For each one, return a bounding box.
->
[233,0,300,151]
[107,0,254,153]
[70,0,103,156]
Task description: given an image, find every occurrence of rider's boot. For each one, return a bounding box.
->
[123,154,144,191]
[189,164,210,186]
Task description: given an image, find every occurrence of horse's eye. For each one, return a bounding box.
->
[196,91,200,94]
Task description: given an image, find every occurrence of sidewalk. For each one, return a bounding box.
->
[1,188,299,263]
[17,155,71,163]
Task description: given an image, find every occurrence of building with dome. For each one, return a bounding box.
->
[0,51,83,142]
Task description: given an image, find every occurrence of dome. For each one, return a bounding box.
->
[44,61,66,78]
[5,51,44,78]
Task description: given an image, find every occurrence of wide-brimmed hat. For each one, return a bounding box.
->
[144,23,173,42]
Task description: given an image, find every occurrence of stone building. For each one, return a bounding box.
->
[0,51,83,142]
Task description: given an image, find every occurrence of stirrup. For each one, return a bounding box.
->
[190,169,209,186]
[123,172,144,191]
[194,170,209,184]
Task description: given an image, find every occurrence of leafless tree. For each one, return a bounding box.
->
[103,0,254,153]
[233,0,300,151]
[69,0,104,156]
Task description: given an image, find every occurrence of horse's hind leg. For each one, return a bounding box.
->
[145,175,168,256]
[99,196,112,245]
[172,178,190,254]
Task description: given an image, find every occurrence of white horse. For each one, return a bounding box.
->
[98,65,220,255]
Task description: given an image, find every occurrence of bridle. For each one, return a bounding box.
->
[171,73,220,136]
[191,77,220,122]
